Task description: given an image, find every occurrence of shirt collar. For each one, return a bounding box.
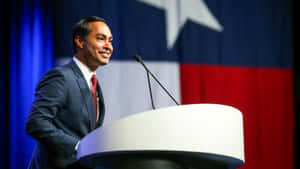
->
[73,56,96,83]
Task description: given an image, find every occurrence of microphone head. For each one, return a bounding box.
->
[133,54,143,63]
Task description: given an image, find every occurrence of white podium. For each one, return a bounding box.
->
[77,104,245,169]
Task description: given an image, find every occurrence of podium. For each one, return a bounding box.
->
[77,104,245,169]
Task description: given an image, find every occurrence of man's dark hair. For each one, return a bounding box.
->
[72,16,106,53]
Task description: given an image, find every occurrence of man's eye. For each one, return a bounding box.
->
[97,37,104,40]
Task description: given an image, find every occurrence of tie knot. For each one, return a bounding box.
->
[91,74,97,86]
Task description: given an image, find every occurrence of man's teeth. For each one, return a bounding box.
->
[100,52,109,57]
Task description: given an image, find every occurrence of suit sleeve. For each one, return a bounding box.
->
[25,68,79,156]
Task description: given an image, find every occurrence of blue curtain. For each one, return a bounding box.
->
[9,0,53,168]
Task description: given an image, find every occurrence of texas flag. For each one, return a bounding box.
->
[54,0,294,169]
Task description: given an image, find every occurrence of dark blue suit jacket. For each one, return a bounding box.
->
[25,60,105,169]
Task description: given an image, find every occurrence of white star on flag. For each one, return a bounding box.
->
[137,0,223,49]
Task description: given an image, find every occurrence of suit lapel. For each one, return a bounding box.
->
[69,61,95,130]
[96,82,105,127]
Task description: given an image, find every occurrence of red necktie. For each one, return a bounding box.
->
[91,74,98,127]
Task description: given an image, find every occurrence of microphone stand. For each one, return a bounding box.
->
[147,71,156,109]
[134,55,180,107]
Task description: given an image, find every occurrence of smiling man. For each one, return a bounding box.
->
[25,16,113,169]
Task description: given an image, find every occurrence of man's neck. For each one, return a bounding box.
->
[75,55,97,72]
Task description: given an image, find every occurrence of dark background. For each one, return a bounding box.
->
[0,1,10,169]
[293,0,297,167]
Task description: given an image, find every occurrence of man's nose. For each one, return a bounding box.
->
[103,42,113,51]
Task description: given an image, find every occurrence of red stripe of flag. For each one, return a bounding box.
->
[180,64,294,169]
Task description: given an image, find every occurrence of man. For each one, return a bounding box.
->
[25,16,113,169]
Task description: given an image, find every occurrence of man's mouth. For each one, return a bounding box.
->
[99,51,110,58]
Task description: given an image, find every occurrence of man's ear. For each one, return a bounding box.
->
[74,36,84,49]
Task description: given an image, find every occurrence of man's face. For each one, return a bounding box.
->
[83,21,113,67]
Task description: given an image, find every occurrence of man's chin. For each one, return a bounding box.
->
[98,60,109,66]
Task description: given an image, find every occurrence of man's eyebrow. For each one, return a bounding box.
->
[96,33,113,39]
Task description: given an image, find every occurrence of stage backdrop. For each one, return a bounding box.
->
[53,1,294,169]
[0,0,291,169]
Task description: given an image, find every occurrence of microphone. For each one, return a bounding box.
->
[133,54,180,107]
